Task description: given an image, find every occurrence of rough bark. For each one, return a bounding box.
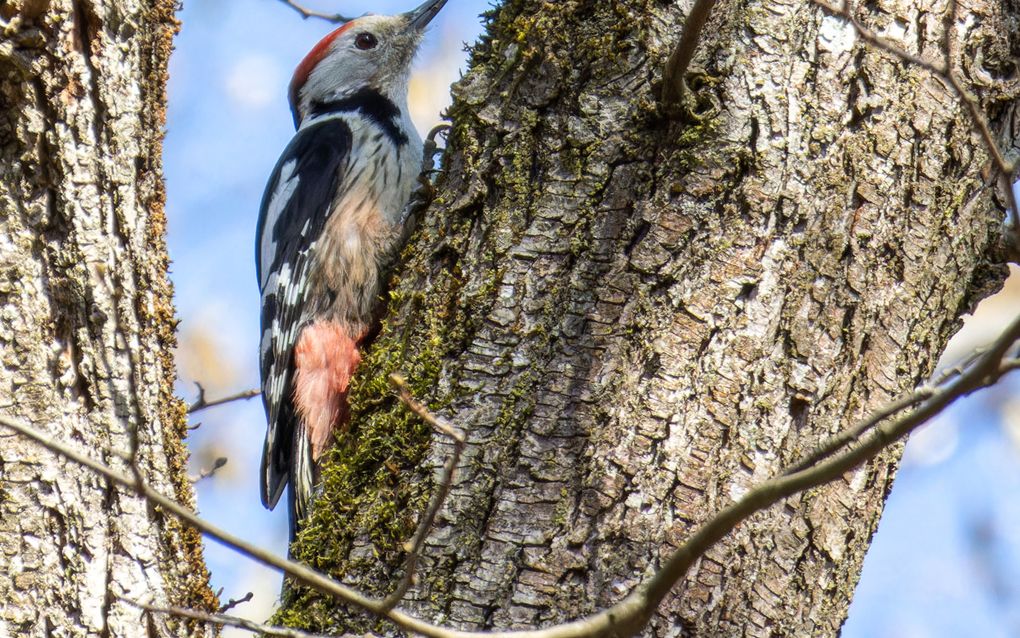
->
[279,0,1019,636]
[0,1,216,636]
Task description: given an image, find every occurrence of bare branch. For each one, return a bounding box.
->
[637,313,1020,612]
[188,384,261,414]
[189,457,228,483]
[218,591,254,614]
[660,0,719,107]
[124,597,337,638]
[382,374,466,611]
[0,412,625,638]
[782,390,933,476]
[277,0,353,23]
[933,346,990,386]
[5,318,1020,638]
[787,335,1015,476]
[0,403,670,637]
[0,416,403,630]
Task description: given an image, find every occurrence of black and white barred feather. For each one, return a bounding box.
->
[256,117,351,515]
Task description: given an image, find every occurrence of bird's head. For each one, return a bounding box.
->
[288,0,447,128]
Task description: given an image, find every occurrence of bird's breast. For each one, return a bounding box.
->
[309,120,420,325]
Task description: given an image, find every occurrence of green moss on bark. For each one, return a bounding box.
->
[272,1,731,632]
[143,0,219,619]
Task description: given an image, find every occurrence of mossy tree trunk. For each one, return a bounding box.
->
[283,0,1019,635]
[0,1,215,636]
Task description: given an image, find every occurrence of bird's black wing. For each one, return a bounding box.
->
[256,117,352,513]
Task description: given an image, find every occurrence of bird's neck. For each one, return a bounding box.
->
[303,87,411,145]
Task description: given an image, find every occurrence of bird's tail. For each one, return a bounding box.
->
[288,421,316,542]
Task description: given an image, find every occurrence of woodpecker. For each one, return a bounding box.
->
[256,0,447,534]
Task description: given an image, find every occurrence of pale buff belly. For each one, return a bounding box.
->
[294,148,410,455]
[308,202,399,328]
[305,137,415,330]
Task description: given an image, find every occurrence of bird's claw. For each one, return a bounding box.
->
[421,123,450,182]
[399,123,449,226]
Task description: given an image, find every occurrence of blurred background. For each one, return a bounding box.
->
[164,2,1020,635]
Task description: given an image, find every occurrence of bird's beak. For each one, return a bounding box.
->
[404,0,448,31]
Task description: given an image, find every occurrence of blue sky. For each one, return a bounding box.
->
[163,1,1020,634]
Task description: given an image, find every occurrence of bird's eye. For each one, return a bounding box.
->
[355,32,378,50]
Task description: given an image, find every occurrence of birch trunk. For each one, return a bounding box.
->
[0,1,215,636]
[279,0,1020,635]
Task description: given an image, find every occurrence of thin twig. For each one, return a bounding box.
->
[189,457,228,483]
[787,339,1002,473]
[218,591,254,614]
[388,374,465,445]
[785,335,1020,476]
[277,0,353,23]
[661,0,719,106]
[188,384,261,414]
[782,389,933,476]
[813,0,947,74]
[123,597,335,638]
[381,374,466,612]
[934,346,989,386]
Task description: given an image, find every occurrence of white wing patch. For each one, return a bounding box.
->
[259,159,300,290]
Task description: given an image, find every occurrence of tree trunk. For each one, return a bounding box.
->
[279,0,1019,635]
[0,1,215,636]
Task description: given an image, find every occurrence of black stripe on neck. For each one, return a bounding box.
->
[310,89,409,147]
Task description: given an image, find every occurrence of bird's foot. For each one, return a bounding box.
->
[399,123,450,226]
[422,122,451,177]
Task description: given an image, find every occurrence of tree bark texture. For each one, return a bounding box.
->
[0,1,215,636]
[280,0,1019,636]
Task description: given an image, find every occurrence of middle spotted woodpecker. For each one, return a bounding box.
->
[256,0,447,534]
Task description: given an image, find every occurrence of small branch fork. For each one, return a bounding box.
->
[277,0,353,23]
[5,315,1020,638]
[187,383,261,414]
[218,591,254,614]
